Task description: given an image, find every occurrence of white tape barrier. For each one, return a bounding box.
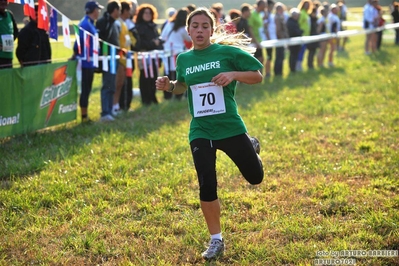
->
[260,22,399,48]
[74,22,399,71]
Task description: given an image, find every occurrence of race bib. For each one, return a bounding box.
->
[1,34,13,52]
[191,82,226,117]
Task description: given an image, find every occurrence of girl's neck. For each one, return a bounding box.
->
[194,42,212,50]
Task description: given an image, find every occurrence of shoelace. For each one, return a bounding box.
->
[207,240,222,252]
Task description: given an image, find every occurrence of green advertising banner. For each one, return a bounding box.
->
[0,61,78,138]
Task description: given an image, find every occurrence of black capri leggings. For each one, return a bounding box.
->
[190,133,264,202]
[79,68,94,108]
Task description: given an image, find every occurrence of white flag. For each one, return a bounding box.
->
[62,15,71,49]
[102,55,108,72]
[93,33,99,68]
[148,53,154,78]
[162,53,169,75]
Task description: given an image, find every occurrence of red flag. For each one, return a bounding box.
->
[126,52,132,77]
[24,0,36,20]
[23,4,29,16]
[9,0,26,3]
[38,0,49,31]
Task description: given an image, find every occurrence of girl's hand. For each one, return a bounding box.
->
[211,72,235,87]
[156,76,170,91]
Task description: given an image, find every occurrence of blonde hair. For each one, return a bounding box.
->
[186,7,256,54]
[274,2,287,12]
[297,0,314,14]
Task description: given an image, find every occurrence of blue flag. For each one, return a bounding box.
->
[110,46,116,74]
[49,8,58,40]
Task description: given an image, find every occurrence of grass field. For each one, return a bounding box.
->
[1,21,399,265]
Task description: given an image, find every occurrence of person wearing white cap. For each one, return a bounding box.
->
[74,1,103,123]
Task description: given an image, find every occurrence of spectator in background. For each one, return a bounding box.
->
[296,0,313,71]
[392,1,399,45]
[186,4,196,13]
[211,2,225,24]
[160,7,191,100]
[337,0,348,51]
[161,7,176,31]
[326,4,341,67]
[119,0,140,112]
[112,1,133,116]
[317,5,328,67]
[287,8,303,73]
[135,4,163,106]
[226,9,241,33]
[73,1,103,123]
[16,3,51,67]
[274,2,289,76]
[248,0,267,71]
[375,4,385,50]
[307,7,319,69]
[236,3,253,37]
[264,0,276,77]
[313,0,322,10]
[0,0,18,69]
[96,1,121,122]
[184,4,196,49]
[363,0,379,54]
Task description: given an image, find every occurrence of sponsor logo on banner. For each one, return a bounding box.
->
[40,65,73,125]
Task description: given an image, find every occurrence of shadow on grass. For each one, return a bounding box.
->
[0,98,190,181]
[0,62,348,182]
[368,49,395,64]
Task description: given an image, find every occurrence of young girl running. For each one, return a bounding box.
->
[155,8,264,261]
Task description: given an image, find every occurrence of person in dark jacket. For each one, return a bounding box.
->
[135,3,163,106]
[0,0,19,69]
[286,8,303,73]
[16,3,51,67]
[307,7,319,69]
[95,1,120,122]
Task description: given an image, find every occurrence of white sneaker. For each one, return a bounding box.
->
[250,136,261,154]
[202,239,225,261]
[295,62,302,72]
[100,114,115,122]
[112,109,121,117]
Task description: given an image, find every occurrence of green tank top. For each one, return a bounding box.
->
[0,11,14,59]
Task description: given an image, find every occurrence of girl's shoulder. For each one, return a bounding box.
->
[177,49,194,59]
